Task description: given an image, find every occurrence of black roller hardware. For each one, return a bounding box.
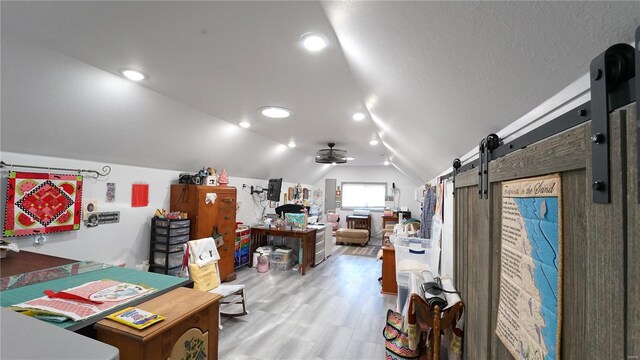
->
[590,43,635,203]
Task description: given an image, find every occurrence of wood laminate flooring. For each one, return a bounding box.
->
[219,252,396,359]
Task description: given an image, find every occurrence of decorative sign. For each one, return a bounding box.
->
[131,184,149,207]
[4,171,82,237]
[84,211,120,227]
[106,183,116,202]
[496,174,562,360]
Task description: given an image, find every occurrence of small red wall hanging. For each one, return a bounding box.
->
[3,171,83,237]
[131,184,149,207]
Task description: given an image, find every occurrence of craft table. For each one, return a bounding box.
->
[1,257,190,332]
[249,226,317,275]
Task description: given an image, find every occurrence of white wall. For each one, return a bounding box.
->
[0,151,313,268]
[316,165,422,238]
[232,177,315,226]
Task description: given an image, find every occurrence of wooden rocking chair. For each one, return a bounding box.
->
[408,294,464,360]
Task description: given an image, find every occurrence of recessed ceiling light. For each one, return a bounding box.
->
[260,106,291,119]
[119,69,146,81]
[239,121,251,128]
[288,141,296,148]
[369,139,379,146]
[384,160,390,166]
[300,33,328,52]
[346,157,355,161]
[352,112,366,121]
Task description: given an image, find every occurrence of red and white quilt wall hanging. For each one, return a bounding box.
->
[4,171,83,237]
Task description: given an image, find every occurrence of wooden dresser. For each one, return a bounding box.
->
[95,287,221,360]
[170,185,237,282]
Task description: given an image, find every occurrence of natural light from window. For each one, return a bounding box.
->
[341,182,386,209]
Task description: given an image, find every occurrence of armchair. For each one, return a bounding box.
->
[326,210,340,232]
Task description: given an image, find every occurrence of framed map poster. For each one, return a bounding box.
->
[496,174,562,360]
[3,171,83,237]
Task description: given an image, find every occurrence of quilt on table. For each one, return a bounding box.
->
[3,171,83,237]
[12,280,154,321]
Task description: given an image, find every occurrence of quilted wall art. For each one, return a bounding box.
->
[4,171,83,237]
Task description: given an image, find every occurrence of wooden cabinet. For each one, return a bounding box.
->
[170,185,237,281]
[95,287,221,360]
[381,246,397,295]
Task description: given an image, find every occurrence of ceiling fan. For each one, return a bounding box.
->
[315,143,347,164]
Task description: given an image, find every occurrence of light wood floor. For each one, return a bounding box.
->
[218,250,396,359]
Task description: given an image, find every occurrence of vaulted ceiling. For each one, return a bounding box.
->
[2,1,639,184]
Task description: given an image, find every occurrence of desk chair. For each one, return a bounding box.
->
[407,294,464,360]
[185,238,248,329]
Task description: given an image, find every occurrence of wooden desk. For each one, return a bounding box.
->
[382,211,412,229]
[250,226,316,275]
[381,246,397,294]
[382,215,399,230]
[96,287,221,360]
[0,251,76,277]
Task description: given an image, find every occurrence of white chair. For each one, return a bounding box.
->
[210,262,248,327]
[185,238,248,329]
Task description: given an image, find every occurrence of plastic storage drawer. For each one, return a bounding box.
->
[154,243,184,252]
[154,234,189,244]
[150,266,181,276]
[155,227,190,236]
[153,219,190,228]
[153,251,184,268]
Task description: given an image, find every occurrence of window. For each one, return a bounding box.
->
[341,182,387,210]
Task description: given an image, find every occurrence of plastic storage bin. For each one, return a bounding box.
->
[269,258,293,271]
[153,251,184,268]
[394,237,440,275]
[253,246,274,268]
[270,248,293,263]
[234,228,251,268]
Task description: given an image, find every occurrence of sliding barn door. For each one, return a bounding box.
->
[454,102,636,359]
[626,104,639,359]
